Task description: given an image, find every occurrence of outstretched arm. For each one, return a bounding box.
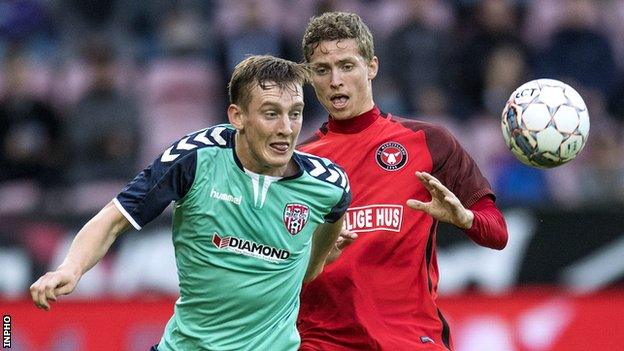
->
[304,216,345,282]
[30,201,131,310]
[407,171,475,229]
[407,171,507,249]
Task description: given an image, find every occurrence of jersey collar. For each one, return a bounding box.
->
[326,106,381,134]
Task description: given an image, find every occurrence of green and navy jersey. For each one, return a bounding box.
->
[114,125,351,351]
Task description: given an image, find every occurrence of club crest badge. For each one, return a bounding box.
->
[376,141,408,171]
[283,203,310,235]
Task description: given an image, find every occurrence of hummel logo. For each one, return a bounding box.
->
[210,188,242,205]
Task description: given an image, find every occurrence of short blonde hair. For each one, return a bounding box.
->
[302,12,374,63]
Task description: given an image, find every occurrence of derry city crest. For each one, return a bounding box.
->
[283,203,310,236]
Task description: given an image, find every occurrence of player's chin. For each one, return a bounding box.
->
[328,107,353,120]
[266,149,294,166]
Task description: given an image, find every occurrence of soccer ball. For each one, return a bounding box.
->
[501,78,590,168]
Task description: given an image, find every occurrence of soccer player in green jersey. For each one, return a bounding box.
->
[30,55,352,351]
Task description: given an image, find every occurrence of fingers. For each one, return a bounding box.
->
[54,282,74,296]
[336,230,358,250]
[417,172,452,197]
[30,272,68,311]
[415,172,435,193]
[339,229,358,240]
[406,199,431,215]
[30,276,52,311]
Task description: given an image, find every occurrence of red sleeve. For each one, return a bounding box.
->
[463,196,508,250]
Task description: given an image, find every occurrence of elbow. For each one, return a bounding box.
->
[491,236,508,250]
[473,228,508,250]
[489,231,509,250]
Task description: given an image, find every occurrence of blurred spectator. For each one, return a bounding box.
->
[534,0,617,98]
[608,82,624,123]
[577,131,624,204]
[385,0,454,115]
[454,0,528,117]
[64,38,140,184]
[493,159,553,207]
[215,0,285,75]
[481,43,530,118]
[0,45,65,190]
[545,86,624,207]
[0,0,55,59]
[139,8,222,164]
[569,90,624,204]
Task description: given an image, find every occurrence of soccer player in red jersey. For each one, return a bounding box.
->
[296,12,509,351]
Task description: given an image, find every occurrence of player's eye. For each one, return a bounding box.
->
[313,67,328,75]
[342,64,354,71]
[290,111,302,119]
[265,111,278,119]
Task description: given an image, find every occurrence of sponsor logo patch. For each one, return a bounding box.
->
[344,204,403,233]
[212,233,290,262]
[283,203,310,236]
[376,141,408,171]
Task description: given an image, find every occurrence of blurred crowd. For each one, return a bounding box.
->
[1,0,624,296]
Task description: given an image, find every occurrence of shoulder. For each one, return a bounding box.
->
[388,115,455,140]
[387,115,460,152]
[294,151,350,192]
[159,125,235,164]
[297,127,325,150]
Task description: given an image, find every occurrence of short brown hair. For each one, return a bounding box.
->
[228,55,308,110]
[302,12,374,63]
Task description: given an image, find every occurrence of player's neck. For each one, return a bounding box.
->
[327,106,380,134]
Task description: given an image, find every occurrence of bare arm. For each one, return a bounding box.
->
[30,201,131,310]
[304,216,344,283]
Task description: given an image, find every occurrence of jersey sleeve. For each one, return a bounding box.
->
[323,164,352,223]
[114,140,198,230]
[464,196,508,250]
[425,125,494,207]
[295,152,352,223]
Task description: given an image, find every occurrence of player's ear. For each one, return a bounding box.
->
[367,56,378,80]
[228,104,244,130]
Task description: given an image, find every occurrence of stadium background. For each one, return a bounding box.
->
[1,0,623,350]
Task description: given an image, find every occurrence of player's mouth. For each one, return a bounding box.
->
[330,94,349,109]
[269,142,290,154]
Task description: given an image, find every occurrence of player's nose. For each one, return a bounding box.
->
[276,115,293,135]
[330,69,343,88]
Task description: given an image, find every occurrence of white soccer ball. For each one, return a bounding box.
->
[500,78,590,168]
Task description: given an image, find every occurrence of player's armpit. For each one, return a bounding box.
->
[304,216,345,282]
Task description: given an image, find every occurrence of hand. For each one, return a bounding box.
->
[406,171,474,229]
[325,228,358,265]
[29,267,81,311]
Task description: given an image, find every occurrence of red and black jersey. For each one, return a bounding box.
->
[297,107,507,351]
